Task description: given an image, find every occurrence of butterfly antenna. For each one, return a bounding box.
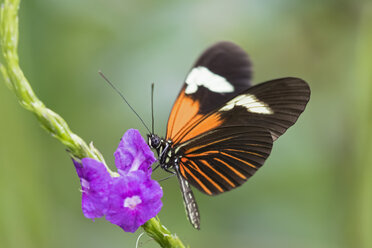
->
[151,83,155,134]
[99,71,151,133]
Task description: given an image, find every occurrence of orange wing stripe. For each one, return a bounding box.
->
[167,91,200,139]
[214,157,247,179]
[199,159,236,188]
[188,160,223,193]
[179,164,187,178]
[175,112,223,144]
[167,89,185,138]
[186,151,219,157]
[220,151,257,169]
[185,136,233,154]
[172,114,204,143]
[225,148,265,158]
[181,164,212,195]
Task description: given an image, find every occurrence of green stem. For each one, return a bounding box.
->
[142,217,186,248]
[0,0,100,163]
[0,0,186,247]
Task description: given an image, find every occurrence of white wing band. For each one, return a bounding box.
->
[185,66,234,94]
[220,94,274,114]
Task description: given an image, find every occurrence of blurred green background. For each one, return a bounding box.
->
[1,0,371,247]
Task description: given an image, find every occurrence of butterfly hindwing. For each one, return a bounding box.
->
[167,41,252,140]
[176,126,273,195]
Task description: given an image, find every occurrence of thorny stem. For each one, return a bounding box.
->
[0,1,186,247]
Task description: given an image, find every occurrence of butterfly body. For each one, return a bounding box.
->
[148,41,310,230]
[148,133,201,229]
[148,134,174,171]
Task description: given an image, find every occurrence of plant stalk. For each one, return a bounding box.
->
[0,1,186,247]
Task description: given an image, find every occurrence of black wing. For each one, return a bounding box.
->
[187,41,253,114]
[166,41,252,139]
[217,77,310,141]
[177,126,273,195]
[172,77,310,194]
[171,77,310,144]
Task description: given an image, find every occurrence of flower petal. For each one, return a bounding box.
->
[74,158,112,219]
[105,170,163,233]
[114,129,156,175]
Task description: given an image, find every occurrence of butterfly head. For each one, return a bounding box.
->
[148,133,161,149]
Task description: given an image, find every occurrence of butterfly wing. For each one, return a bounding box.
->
[166,41,253,139]
[171,77,310,194]
[217,77,311,141]
[171,77,310,144]
[177,126,273,195]
[163,42,310,227]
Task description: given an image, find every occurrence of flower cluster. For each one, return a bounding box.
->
[73,129,162,232]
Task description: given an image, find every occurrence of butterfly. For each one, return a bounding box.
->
[147,41,310,230]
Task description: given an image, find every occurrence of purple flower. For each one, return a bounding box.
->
[114,129,156,176]
[73,158,111,219]
[73,129,162,233]
[106,170,163,233]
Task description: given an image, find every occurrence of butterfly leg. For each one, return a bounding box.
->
[163,166,176,175]
[157,173,176,182]
[152,163,160,172]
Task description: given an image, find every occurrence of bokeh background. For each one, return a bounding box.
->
[1,0,371,247]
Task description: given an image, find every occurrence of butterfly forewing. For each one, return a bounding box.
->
[217,77,311,141]
[166,41,253,140]
[171,77,310,145]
